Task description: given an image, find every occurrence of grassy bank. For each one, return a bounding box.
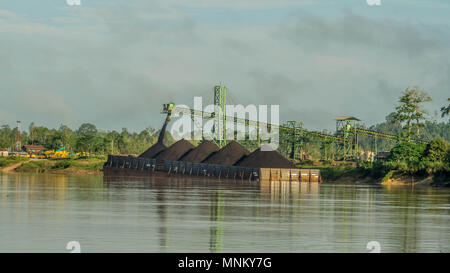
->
[304,162,450,187]
[299,138,450,187]
[1,156,106,174]
[0,156,29,168]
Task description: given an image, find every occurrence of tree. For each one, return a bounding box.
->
[146,127,157,136]
[391,87,432,141]
[59,124,74,151]
[106,130,120,154]
[28,122,35,145]
[32,126,51,146]
[48,130,64,150]
[75,136,89,153]
[388,141,426,164]
[116,133,126,154]
[75,123,98,153]
[441,98,450,118]
[76,123,97,136]
[424,138,448,162]
[0,125,13,148]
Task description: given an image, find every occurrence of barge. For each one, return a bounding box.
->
[103,155,321,182]
[103,103,320,182]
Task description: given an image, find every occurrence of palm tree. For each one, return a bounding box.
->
[392,87,432,141]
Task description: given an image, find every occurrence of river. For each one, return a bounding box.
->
[0,173,449,253]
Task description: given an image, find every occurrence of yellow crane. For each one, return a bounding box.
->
[45,147,70,159]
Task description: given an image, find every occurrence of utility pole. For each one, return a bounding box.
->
[111,138,114,155]
[16,120,22,152]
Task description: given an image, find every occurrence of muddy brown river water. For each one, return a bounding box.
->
[0,173,449,252]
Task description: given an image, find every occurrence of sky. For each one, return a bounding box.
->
[0,0,449,133]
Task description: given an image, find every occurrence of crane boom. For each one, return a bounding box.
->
[164,104,345,143]
[163,103,429,145]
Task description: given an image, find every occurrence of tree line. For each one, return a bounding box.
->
[0,123,175,155]
[1,87,449,158]
[360,88,449,152]
[278,87,449,159]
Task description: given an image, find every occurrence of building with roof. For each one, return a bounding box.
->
[375,152,391,162]
[333,116,361,121]
[0,148,8,157]
[23,145,45,154]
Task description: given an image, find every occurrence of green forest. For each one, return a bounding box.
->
[1,117,448,156]
[1,88,449,160]
[0,122,174,156]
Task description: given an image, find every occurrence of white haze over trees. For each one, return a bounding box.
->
[0,0,449,133]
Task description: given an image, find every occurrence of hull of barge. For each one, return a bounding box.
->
[103,155,321,182]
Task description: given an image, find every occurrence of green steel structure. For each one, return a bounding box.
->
[161,85,429,161]
[334,116,360,160]
[283,121,304,159]
[164,104,345,146]
[213,85,227,148]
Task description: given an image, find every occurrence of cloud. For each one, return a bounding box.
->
[0,2,449,133]
[174,0,319,10]
[22,89,74,118]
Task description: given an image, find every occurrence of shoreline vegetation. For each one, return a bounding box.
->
[300,138,450,188]
[0,156,105,175]
[1,155,448,188]
[314,164,449,187]
[1,89,449,186]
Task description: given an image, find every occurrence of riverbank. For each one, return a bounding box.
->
[328,173,437,187]
[2,157,449,187]
[313,164,450,187]
[0,157,105,175]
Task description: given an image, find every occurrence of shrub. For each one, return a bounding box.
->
[16,161,46,171]
[301,159,314,166]
[322,160,333,165]
[357,161,389,179]
[0,157,28,168]
[52,160,71,169]
[388,142,426,164]
[320,166,348,180]
[0,158,13,168]
[424,138,449,162]
[382,170,396,182]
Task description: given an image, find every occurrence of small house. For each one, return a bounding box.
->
[375,152,390,162]
[23,145,45,155]
[0,148,8,157]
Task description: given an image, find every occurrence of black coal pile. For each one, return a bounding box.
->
[139,142,166,158]
[179,140,219,163]
[236,148,295,168]
[155,139,195,161]
[203,141,249,166]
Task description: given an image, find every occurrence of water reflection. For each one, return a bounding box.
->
[0,173,449,252]
[103,176,259,253]
[101,176,450,253]
[209,190,224,252]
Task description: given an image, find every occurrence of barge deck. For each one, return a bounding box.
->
[104,155,321,182]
